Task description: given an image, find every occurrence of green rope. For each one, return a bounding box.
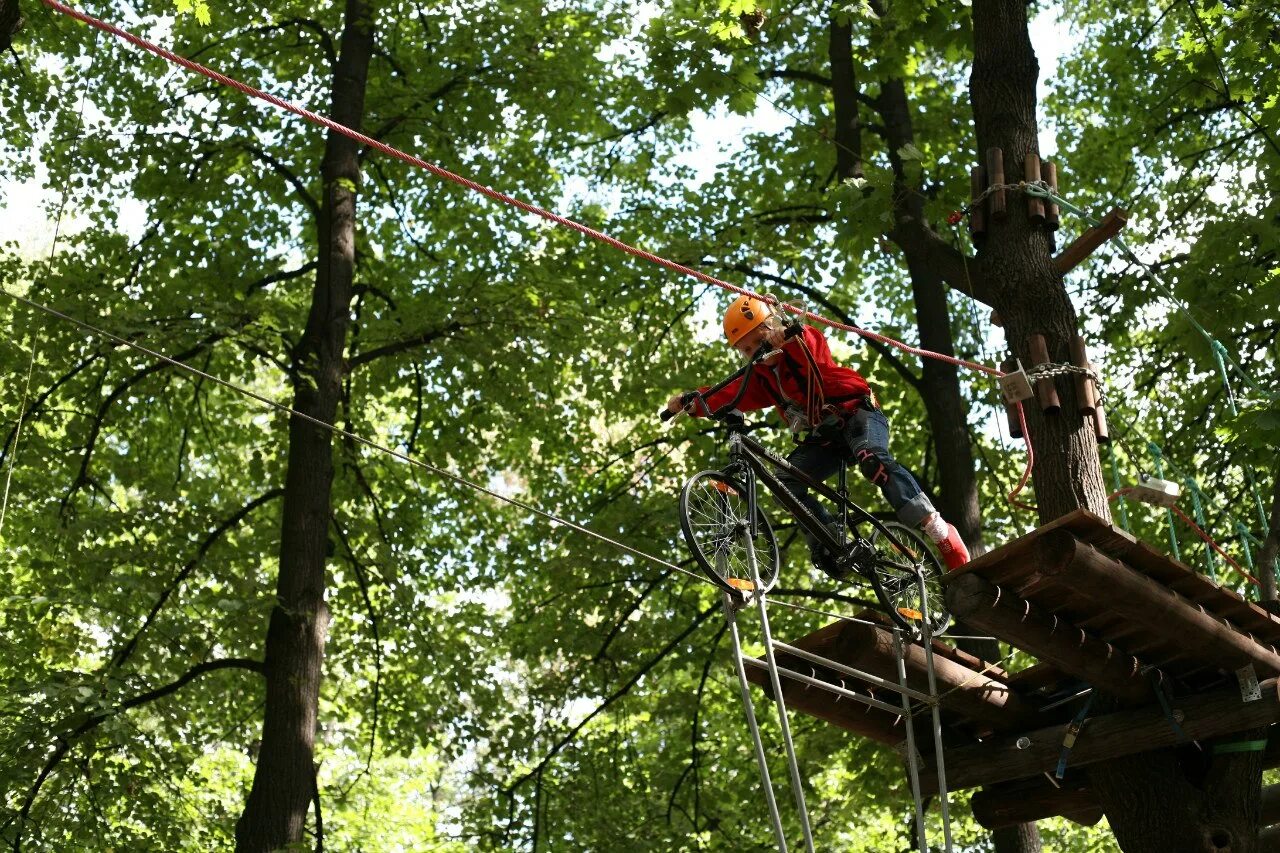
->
[1108,442,1130,531]
[1023,182,1276,401]
[1186,477,1218,581]
[1150,443,1181,561]
[1212,739,1268,755]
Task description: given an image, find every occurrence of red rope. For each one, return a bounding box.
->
[41,0,1000,379]
[43,0,1047,516]
[1007,401,1037,513]
[1108,488,1261,588]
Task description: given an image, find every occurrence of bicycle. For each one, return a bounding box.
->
[661,337,951,637]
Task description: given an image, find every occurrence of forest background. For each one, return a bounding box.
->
[0,0,1276,849]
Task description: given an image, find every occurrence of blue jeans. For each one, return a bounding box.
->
[777,406,935,553]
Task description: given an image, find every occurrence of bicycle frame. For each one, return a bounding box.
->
[722,426,882,564]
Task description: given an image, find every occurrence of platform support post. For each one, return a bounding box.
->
[893,627,929,851]
[724,593,789,852]
[916,575,955,852]
[747,538,816,853]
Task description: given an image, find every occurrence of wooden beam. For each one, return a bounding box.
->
[920,677,1280,795]
[970,777,1103,830]
[827,620,1038,731]
[1053,208,1128,275]
[1035,531,1280,676]
[744,619,1035,741]
[946,573,1153,704]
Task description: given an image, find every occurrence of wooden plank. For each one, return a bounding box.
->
[1035,532,1280,677]
[743,661,908,746]
[946,574,1152,704]
[920,677,1280,795]
[943,509,1106,583]
[1053,208,1128,274]
[971,777,1101,830]
[826,621,1039,730]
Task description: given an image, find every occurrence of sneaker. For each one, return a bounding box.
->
[812,548,845,580]
[933,521,970,571]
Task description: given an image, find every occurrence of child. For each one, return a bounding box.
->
[666,295,970,573]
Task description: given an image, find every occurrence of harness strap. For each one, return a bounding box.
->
[1055,690,1096,779]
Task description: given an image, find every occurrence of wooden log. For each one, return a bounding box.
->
[1054,208,1129,275]
[986,148,1006,220]
[971,777,1101,830]
[969,166,987,240]
[1000,357,1023,439]
[1037,531,1280,676]
[829,620,1038,731]
[1261,825,1280,851]
[743,660,908,746]
[1069,336,1096,416]
[1041,161,1060,231]
[1093,383,1110,444]
[946,573,1152,704]
[920,677,1280,795]
[1024,153,1045,225]
[1027,334,1061,414]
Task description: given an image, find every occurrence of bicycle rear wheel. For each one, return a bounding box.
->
[866,521,951,637]
[680,471,780,598]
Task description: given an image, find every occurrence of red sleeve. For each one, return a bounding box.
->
[695,366,777,416]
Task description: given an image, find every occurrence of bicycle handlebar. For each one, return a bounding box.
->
[658,322,804,423]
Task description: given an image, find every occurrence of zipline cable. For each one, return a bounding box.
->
[0,287,701,582]
[1,285,966,639]
[37,0,1001,381]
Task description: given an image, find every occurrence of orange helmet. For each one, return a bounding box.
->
[722,295,772,346]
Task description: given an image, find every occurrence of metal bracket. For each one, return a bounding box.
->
[1130,474,1181,508]
[998,360,1035,404]
[1236,664,1262,702]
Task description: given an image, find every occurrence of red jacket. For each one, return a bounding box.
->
[698,326,872,423]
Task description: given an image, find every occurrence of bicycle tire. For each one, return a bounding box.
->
[679,471,780,598]
[864,520,951,637]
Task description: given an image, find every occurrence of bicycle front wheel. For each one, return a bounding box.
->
[679,471,780,598]
[867,521,951,637]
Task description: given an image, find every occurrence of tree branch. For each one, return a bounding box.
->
[7,659,264,846]
[501,604,717,796]
[107,489,285,670]
[240,143,321,220]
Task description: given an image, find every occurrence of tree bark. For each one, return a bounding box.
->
[967,1,1261,849]
[234,1,374,849]
[1,0,20,54]
[830,4,1038,848]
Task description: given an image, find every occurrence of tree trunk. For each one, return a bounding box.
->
[831,6,1038,849]
[1,0,21,53]
[968,1,1261,849]
[234,1,374,849]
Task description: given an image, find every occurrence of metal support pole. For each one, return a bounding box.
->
[915,573,954,852]
[741,658,918,716]
[723,594,789,852]
[893,627,929,851]
[748,539,817,853]
[771,640,931,702]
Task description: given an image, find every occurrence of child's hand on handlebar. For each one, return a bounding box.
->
[763,325,789,349]
[666,392,689,413]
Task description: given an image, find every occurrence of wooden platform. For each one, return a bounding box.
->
[743,510,1280,825]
